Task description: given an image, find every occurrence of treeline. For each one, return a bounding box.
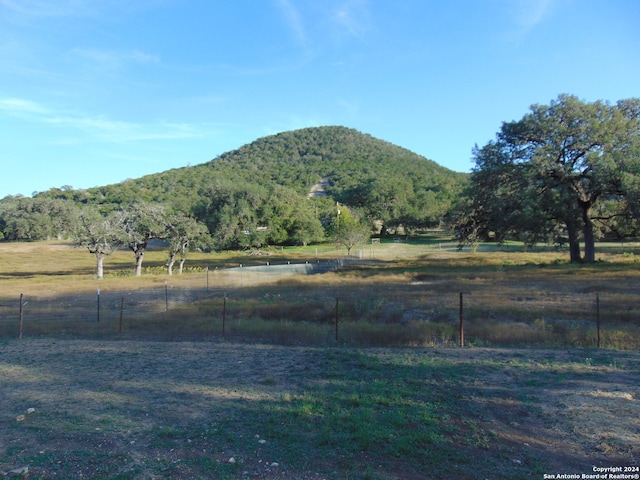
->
[0,126,466,252]
[3,101,639,266]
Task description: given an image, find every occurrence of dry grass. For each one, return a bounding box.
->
[1,239,640,348]
[1,238,640,478]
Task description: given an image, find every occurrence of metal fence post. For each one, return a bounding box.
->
[222,293,227,339]
[119,296,125,340]
[335,292,339,343]
[459,292,464,348]
[164,281,168,312]
[596,293,601,348]
[19,294,24,339]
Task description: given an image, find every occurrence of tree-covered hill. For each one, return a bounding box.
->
[84,126,465,220]
[1,126,468,247]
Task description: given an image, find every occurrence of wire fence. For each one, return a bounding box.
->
[1,259,638,349]
[0,258,356,339]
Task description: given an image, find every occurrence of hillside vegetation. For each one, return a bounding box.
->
[82,126,466,219]
[0,126,467,251]
[4,96,639,266]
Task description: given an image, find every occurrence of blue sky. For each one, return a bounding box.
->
[1,0,638,198]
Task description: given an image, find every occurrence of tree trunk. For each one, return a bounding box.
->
[567,222,582,263]
[135,251,144,276]
[582,204,596,263]
[96,253,105,279]
[178,258,186,274]
[167,253,175,276]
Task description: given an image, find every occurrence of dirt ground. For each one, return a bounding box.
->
[0,340,638,479]
[437,348,640,472]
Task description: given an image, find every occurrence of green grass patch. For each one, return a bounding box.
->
[2,340,638,478]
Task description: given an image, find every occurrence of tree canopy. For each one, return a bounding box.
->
[73,207,123,279]
[3,113,639,265]
[116,202,168,276]
[1,127,466,249]
[451,94,640,262]
[325,203,371,256]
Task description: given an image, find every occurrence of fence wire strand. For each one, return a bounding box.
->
[0,260,637,349]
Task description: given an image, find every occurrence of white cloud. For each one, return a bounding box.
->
[331,0,372,40]
[0,0,96,17]
[0,97,211,143]
[70,48,160,71]
[275,0,307,45]
[0,0,172,18]
[0,97,48,113]
[509,0,557,33]
[129,50,159,64]
[45,115,204,142]
[337,99,359,116]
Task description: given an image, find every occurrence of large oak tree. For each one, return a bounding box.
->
[455,94,640,262]
[164,213,211,275]
[73,207,123,279]
[116,202,167,276]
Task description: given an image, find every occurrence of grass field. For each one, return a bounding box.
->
[1,340,639,479]
[1,238,639,348]
[0,237,639,478]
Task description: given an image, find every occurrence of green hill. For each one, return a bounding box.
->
[83,126,465,217]
[5,126,467,246]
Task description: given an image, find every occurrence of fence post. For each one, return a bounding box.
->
[206,266,209,293]
[459,292,464,348]
[118,296,124,340]
[164,281,169,312]
[19,294,24,339]
[97,288,100,323]
[222,293,227,339]
[596,293,601,349]
[335,292,339,343]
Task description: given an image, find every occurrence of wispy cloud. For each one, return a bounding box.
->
[0,97,211,142]
[331,0,372,40]
[70,48,160,71]
[275,0,307,45]
[0,97,48,114]
[46,116,204,142]
[0,0,96,17]
[509,0,557,33]
[0,0,170,18]
[336,98,360,117]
